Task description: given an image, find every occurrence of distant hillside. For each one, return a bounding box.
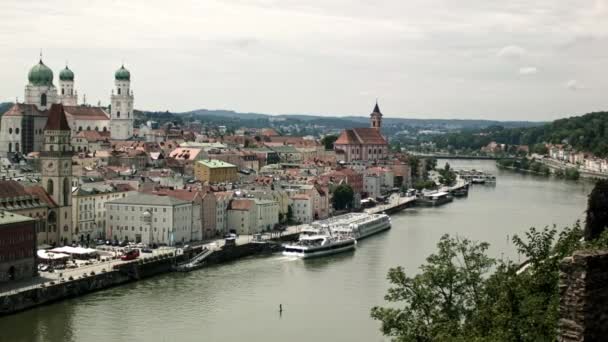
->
[431,110,608,157]
[174,108,544,129]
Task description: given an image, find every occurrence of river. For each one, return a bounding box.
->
[0,160,593,342]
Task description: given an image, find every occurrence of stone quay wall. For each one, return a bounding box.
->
[0,257,175,317]
[558,250,608,342]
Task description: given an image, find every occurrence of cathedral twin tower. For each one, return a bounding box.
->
[24,58,134,140]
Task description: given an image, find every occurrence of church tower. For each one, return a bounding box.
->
[24,58,58,111]
[58,65,77,106]
[370,101,382,131]
[110,65,134,140]
[41,104,73,244]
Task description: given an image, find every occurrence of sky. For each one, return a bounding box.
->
[0,0,607,121]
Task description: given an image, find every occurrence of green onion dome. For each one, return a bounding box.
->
[59,66,74,81]
[28,60,54,86]
[115,65,131,81]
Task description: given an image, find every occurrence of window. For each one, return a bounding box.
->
[63,178,70,206]
[8,128,12,134]
[47,179,54,195]
[62,88,65,95]
[15,128,19,134]
[117,88,121,95]
[117,111,120,118]
[41,93,47,106]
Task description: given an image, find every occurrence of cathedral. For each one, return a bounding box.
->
[0,58,135,156]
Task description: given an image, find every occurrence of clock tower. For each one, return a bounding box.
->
[41,103,74,245]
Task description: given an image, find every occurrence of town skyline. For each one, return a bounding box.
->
[1,0,606,121]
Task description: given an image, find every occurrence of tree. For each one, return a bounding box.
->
[371,235,494,341]
[332,184,354,210]
[321,134,339,150]
[438,162,456,186]
[286,205,294,224]
[371,224,589,342]
[585,179,608,240]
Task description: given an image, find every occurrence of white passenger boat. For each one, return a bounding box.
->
[325,213,392,240]
[308,213,392,241]
[283,234,356,259]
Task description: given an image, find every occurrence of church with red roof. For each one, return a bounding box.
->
[334,102,388,162]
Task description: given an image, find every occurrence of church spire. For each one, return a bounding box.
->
[372,100,382,115]
[44,103,71,131]
[370,100,383,130]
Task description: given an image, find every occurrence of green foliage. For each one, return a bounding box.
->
[431,111,608,157]
[332,184,354,210]
[286,205,294,224]
[414,180,437,191]
[321,135,339,150]
[437,162,456,186]
[585,179,608,240]
[409,156,421,179]
[371,235,494,341]
[563,168,580,180]
[371,223,595,342]
[497,159,551,176]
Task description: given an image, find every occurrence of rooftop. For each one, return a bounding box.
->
[0,210,35,225]
[197,159,236,169]
[107,192,190,206]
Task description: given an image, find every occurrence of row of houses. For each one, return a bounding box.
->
[548,145,608,173]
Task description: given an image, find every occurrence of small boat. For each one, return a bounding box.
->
[471,177,486,184]
[417,191,453,207]
[283,234,356,258]
[451,187,469,197]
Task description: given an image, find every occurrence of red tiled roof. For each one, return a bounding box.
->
[229,199,253,210]
[3,103,46,117]
[261,128,280,137]
[335,128,387,145]
[63,106,110,120]
[24,185,58,208]
[0,180,30,198]
[169,148,202,161]
[45,104,71,131]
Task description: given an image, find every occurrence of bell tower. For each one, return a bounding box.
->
[40,103,73,244]
[370,101,382,131]
[110,65,134,140]
[58,65,77,106]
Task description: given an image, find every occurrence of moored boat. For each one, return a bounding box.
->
[416,191,453,207]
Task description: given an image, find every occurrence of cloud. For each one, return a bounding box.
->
[519,66,538,75]
[565,80,585,91]
[497,45,527,59]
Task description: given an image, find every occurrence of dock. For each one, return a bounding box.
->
[366,195,417,214]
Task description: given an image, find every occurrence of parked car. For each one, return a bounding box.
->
[120,249,140,261]
[141,247,153,253]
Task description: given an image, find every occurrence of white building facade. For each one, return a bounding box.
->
[105,193,193,246]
